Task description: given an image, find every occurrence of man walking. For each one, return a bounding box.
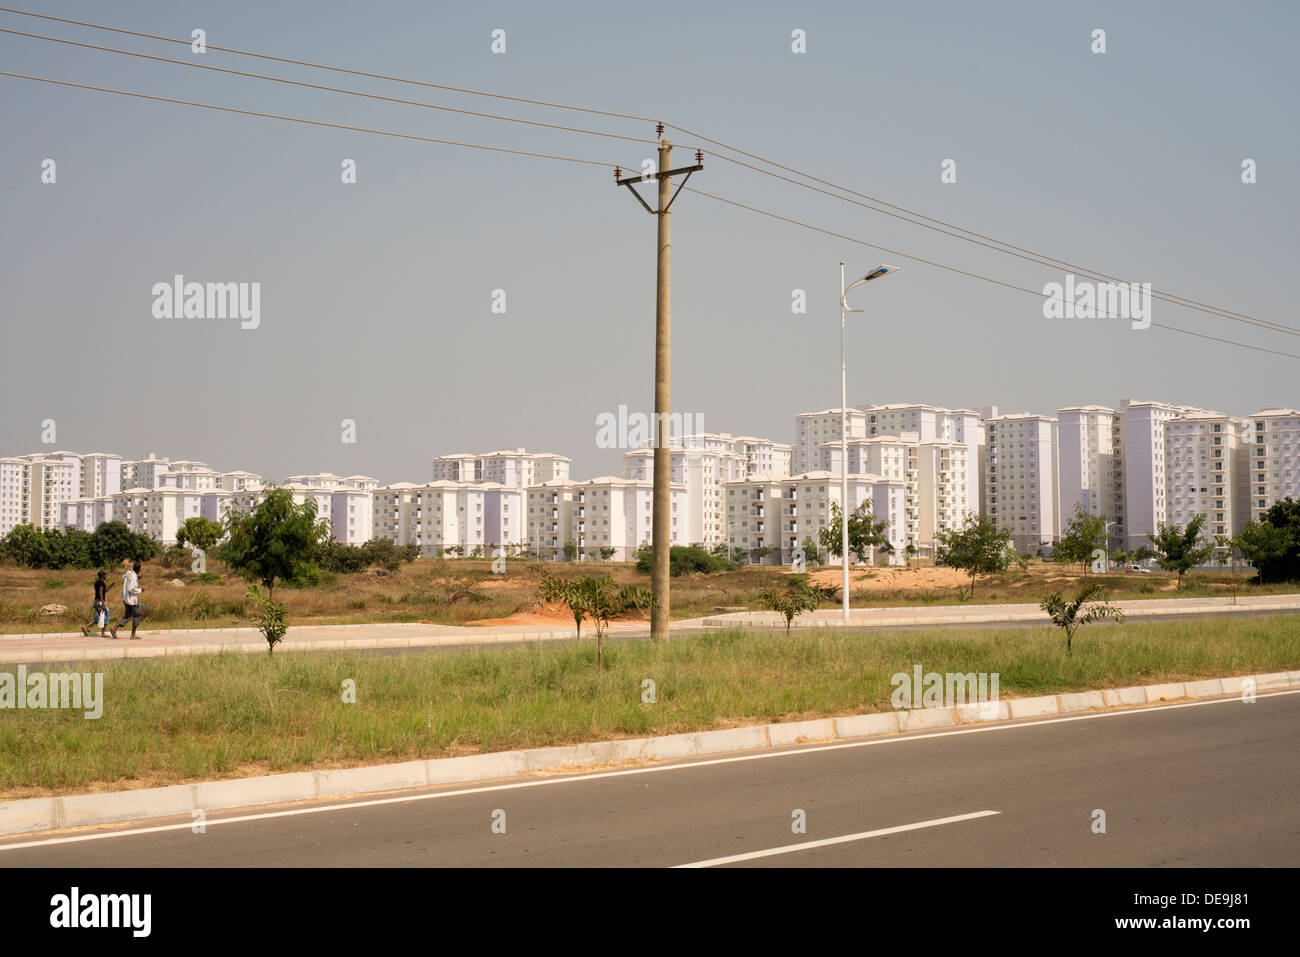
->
[110,560,144,640]
[80,570,110,637]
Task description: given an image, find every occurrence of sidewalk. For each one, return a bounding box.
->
[3,595,1297,663]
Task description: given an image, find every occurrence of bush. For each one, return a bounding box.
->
[191,572,222,585]
[41,579,68,590]
[636,544,731,576]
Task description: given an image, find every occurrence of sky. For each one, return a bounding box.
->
[2,0,1297,484]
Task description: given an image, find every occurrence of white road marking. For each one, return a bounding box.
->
[2,688,1294,852]
[674,810,1001,867]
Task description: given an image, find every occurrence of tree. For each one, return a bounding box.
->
[538,575,655,670]
[1234,519,1291,585]
[562,540,578,562]
[599,546,617,562]
[799,538,822,566]
[175,516,223,552]
[1148,513,1213,587]
[1040,583,1124,657]
[1238,498,1300,583]
[759,583,821,634]
[818,500,890,565]
[220,486,331,601]
[1056,505,1108,577]
[934,514,1013,596]
[246,584,288,657]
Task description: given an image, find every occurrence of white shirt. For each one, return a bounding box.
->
[122,570,140,605]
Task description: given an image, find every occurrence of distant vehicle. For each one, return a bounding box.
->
[1126,564,1152,573]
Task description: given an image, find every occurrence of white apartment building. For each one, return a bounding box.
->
[983,412,1059,551]
[725,471,906,565]
[794,409,868,474]
[284,472,378,491]
[1118,398,1209,549]
[1057,405,1125,542]
[120,454,175,490]
[431,449,571,489]
[79,453,122,501]
[1247,408,1300,521]
[860,404,985,515]
[672,433,793,480]
[624,445,743,547]
[374,481,524,556]
[818,433,973,558]
[1166,412,1251,539]
[7,453,83,532]
[219,470,264,493]
[527,476,686,562]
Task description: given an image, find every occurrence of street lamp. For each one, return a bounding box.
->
[839,262,898,620]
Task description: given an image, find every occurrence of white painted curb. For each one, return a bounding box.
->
[2,670,1295,838]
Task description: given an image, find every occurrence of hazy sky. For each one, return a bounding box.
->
[2,0,1296,483]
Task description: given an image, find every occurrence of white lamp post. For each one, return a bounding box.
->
[839,262,898,620]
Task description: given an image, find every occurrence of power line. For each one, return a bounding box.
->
[2,5,1284,336]
[0,27,662,150]
[684,186,1300,361]
[0,70,618,168]
[2,67,1290,360]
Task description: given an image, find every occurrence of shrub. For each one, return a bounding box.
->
[191,572,222,585]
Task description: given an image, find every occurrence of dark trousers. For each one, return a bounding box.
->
[117,603,142,629]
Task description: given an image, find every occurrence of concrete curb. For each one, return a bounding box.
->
[2,669,1296,838]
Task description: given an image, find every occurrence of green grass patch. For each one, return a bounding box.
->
[3,614,1298,797]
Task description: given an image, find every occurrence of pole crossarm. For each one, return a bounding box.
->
[615,163,704,215]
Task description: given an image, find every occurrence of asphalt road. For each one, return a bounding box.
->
[5,689,1298,867]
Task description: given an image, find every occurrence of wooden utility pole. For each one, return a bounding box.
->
[614,129,702,640]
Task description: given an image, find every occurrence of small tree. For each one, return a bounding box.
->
[1040,583,1124,657]
[934,514,1013,596]
[600,546,616,561]
[759,583,821,634]
[1148,513,1213,587]
[220,486,331,601]
[1213,534,1241,604]
[1056,505,1108,577]
[246,584,288,657]
[562,540,578,562]
[818,500,890,565]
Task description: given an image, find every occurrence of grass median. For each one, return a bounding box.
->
[3,614,1298,797]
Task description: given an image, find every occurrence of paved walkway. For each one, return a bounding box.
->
[3,595,1297,663]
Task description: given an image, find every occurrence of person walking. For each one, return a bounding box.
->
[80,570,110,637]
[110,559,144,640]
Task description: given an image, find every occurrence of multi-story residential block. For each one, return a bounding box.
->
[283,472,378,491]
[527,476,686,562]
[373,481,524,556]
[817,432,974,557]
[120,453,174,490]
[983,412,1059,551]
[0,457,30,534]
[859,404,985,515]
[725,471,905,565]
[1057,405,1125,542]
[431,449,571,489]
[1166,412,1251,538]
[79,453,122,501]
[218,470,263,493]
[1117,398,1209,549]
[1247,408,1300,521]
[794,409,868,474]
[624,445,742,547]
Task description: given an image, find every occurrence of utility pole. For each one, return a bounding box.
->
[614,129,703,640]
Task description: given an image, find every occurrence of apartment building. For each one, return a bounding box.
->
[527,476,686,562]
[817,432,973,557]
[373,481,524,556]
[624,445,743,547]
[983,412,1059,551]
[431,449,571,488]
[79,453,122,501]
[725,471,906,565]
[1057,405,1125,542]
[120,454,175,490]
[670,433,792,480]
[284,472,378,491]
[794,409,868,474]
[860,404,985,515]
[1166,412,1251,538]
[1118,398,1209,549]
[1247,408,1300,521]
